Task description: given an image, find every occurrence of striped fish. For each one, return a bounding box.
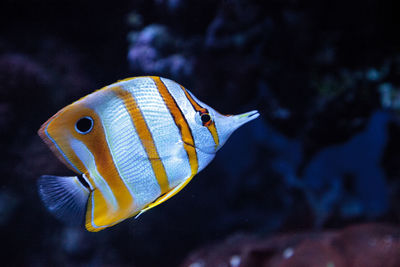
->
[38,76,259,232]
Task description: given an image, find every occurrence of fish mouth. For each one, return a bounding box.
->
[245,110,260,119]
[234,110,260,128]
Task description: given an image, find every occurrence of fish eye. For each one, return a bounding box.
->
[199,110,212,126]
[75,116,93,134]
[201,113,211,124]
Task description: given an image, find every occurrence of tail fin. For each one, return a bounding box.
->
[38,175,90,225]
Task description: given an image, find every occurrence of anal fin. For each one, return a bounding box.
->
[85,189,129,232]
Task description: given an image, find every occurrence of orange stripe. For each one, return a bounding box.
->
[152,77,199,176]
[206,123,219,148]
[41,102,135,231]
[71,109,135,230]
[181,85,203,111]
[180,85,220,148]
[38,111,83,174]
[112,86,170,194]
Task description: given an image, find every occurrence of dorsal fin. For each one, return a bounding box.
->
[38,175,90,225]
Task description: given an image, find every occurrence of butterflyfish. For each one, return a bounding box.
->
[38,76,259,231]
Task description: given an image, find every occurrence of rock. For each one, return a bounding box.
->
[181,223,400,267]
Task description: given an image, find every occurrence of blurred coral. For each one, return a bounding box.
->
[128,24,194,81]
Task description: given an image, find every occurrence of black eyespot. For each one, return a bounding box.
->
[201,113,211,124]
[75,116,93,134]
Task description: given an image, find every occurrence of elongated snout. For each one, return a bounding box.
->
[213,110,260,150]
[230,110,260,131]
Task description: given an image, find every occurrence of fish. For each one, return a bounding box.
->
[38,76,259,231]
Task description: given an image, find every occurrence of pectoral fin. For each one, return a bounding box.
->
[135,175,195,218]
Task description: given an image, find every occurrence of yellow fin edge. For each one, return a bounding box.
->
[136,175,195,218]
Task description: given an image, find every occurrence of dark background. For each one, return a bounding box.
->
[1,0,400,266]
